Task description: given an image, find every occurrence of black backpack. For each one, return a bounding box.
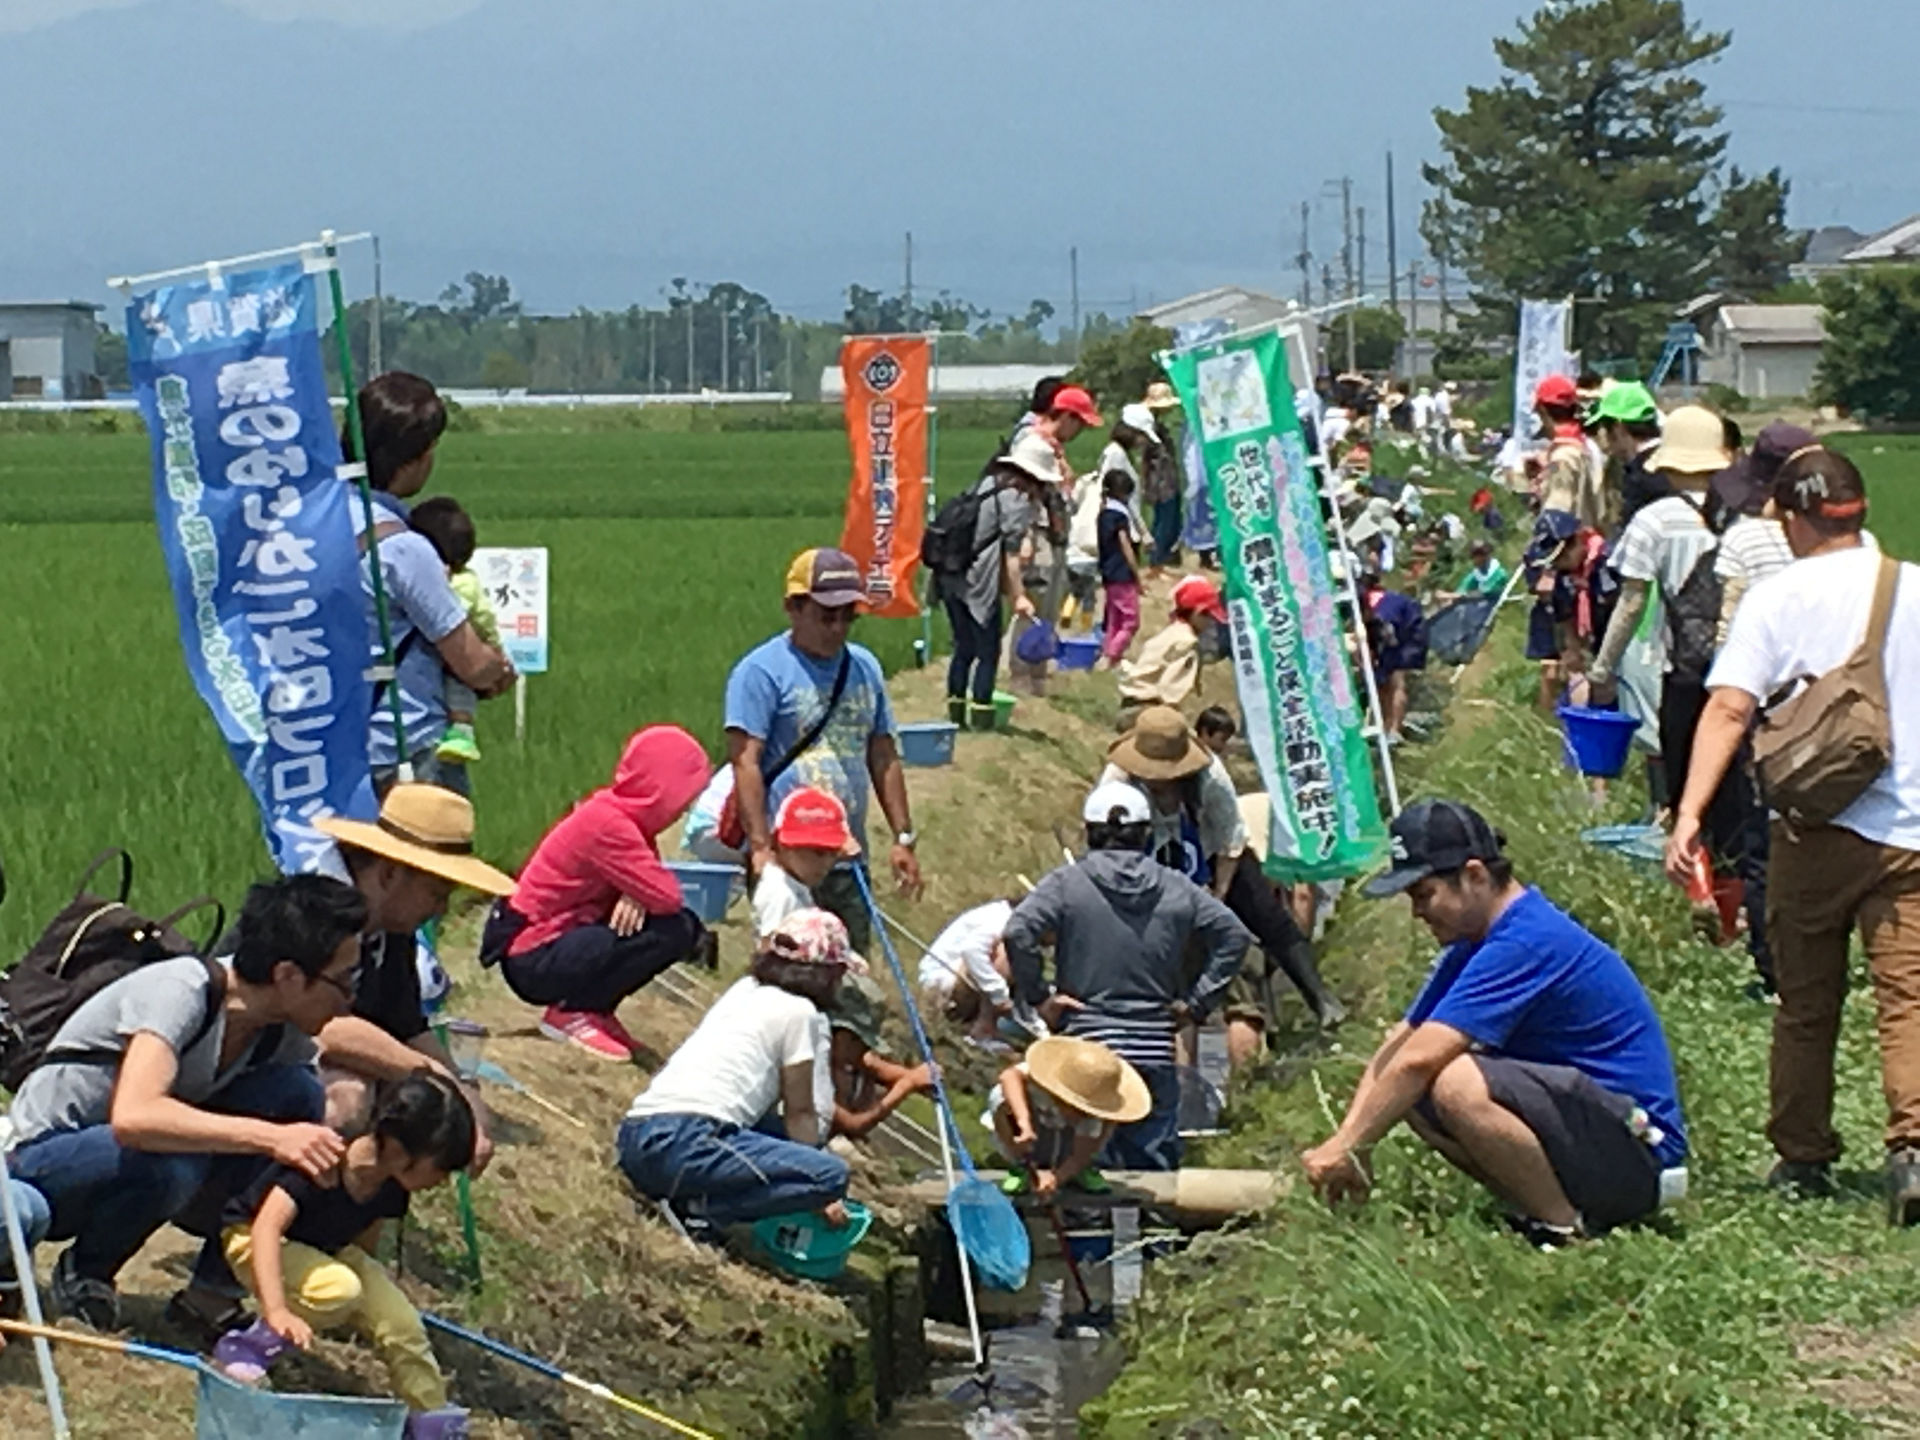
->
[1662,495,1727,682]
[0,850,225,1091]
[920,476,1016,581]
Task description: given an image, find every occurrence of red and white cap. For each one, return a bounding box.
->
[773,786,861,856]
[1170,574,1228,623]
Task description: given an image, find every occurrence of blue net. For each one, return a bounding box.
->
[1427,595,1499,665]
[196,1366,408,1440]
[854,869,1031,1292]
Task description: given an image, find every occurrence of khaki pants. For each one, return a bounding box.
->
[224,1227,447,1411]
[1767,823,1920,1164]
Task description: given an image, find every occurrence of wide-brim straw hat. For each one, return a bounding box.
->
[1026,1036,1152,1124]
[1142,381,1181,410]
[316,784,516,895]
[1108,704,1211,782]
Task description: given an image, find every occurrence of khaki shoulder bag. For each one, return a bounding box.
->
[1752,554,1900,831]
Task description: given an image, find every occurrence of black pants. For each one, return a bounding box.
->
[489,906,703,1014]
[808,862,874,958]
[1660,672,1773,986]
[1223,851,1334,1015]
[943,591,1002,704]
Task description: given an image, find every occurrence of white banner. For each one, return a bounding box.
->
[1512,298,1574,447]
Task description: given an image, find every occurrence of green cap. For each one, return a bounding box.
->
[1590,381,1658,425]
[827,974,889,1052]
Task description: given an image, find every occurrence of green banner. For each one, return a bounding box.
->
[1161,330,1387,882]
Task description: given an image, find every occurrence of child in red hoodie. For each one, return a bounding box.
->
[480,726,713,1060]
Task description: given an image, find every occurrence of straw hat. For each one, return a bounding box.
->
[1025,1036,1152,1124]
[1107,705,1211,782]
[1142,381,1180,410]
[317,785,516,895]
[1647,404,1730,476]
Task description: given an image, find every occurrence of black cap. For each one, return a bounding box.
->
[1363,799,1505,898]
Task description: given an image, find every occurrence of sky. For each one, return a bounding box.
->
[3,0,1917,323]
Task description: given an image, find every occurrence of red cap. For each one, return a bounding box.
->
[1050,386,1104,427]
[1534,374,1578,410]
[773,786,861,856]
[1171,575,1228,623]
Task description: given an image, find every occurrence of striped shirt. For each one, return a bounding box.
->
[1063,1009,1176,1071]
[1714,517,1794,588]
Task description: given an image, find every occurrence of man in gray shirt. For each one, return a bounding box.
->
[6,875,363,1329]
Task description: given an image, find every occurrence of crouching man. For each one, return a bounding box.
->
[1302,800,1687,1244]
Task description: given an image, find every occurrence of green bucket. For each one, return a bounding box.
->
[991,690,1017,732]
[752,1200,873,1280]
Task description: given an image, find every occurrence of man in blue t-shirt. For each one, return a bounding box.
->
[724,547,922,955]
[1303,800,1686,1243]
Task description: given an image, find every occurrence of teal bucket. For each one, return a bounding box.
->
[898,720,958,767]
[1557,704,1639,779]
[752,1199,872,1280]
[664,861,743,923]
[196,1366,407,1439]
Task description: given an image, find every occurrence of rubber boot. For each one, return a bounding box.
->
[406,1408,472,1439]
[946,695,967,726]
[967,701,997,734]
[212,1318,291,1386]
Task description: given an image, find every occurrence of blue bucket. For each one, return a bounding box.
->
[1056,634,1102,671]
[898,720,958,767]
[752,1199,873,1280]
[665,861,743,923]
[1558,705,1640,778]
[196,1365,407,1439]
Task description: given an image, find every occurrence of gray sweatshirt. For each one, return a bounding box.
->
[1003,848,1253,1026]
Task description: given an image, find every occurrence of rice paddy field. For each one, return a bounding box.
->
[0,414,1068,956]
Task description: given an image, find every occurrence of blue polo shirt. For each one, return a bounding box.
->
[1406,887,1687,1166]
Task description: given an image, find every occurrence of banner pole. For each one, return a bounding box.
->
[322,229,412,782]
[919,330,940,667]
[1282,322,1401,816]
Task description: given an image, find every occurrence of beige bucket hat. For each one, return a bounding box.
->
[1108,705,1211,782]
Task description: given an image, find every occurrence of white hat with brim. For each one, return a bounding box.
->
[1647,404,1731,476]
[1025,1036,1153,1124]
[316,784,516,896]
[1119,402,1158,435]
[1001,432,1063,486]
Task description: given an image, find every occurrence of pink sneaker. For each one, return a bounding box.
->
[539,1007,634,1061]
[592,1010,647,1056]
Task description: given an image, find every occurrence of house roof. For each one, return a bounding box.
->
[1136,285,1299,331]
[1676,292,1729,321]
[1841,214,1920,263]
[0,300,104,313]
[1803,225,1868,267]
[1719,304,1826,346]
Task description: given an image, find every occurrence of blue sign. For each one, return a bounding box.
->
[1173,318,1230,554]
[129,261,376,872]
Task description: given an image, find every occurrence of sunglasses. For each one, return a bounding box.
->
[314,966,361,1001]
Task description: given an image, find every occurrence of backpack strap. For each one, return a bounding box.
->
[157,897,227,954]
[763,650,855,789]
[1863,555,1902,703]
[73,850,133,905]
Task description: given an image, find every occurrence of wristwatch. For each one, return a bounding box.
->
[895,831,917,849]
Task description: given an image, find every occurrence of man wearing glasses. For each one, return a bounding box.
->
[3,875,369,1330]
[726,547,922,956]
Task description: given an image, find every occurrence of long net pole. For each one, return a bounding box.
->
[322,231,411,779]
[919,331,941,667]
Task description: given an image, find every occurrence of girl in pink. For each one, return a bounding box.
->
[479,726,713,1060]
[1097,469,1143,664]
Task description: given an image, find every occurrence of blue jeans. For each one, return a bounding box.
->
[8,1064,324,1284]
[617,1113,848,1227]
[1097,1063,1183,1172]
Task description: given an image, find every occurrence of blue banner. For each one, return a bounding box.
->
[1172,318,1230,554]
[129,261,376,872]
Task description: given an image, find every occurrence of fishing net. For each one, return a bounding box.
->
[196,1366,407,1440]
[947,1176,1032,1292]
[1427,595,1499,665]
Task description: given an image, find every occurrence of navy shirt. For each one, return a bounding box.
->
[226,1162,411,1255]
[1406,888,1687,1166]
[1097,505,1136,585]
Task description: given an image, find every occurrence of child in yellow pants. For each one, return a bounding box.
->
[214,1071,477,1440]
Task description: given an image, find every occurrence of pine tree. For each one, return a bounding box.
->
[1422,0,1733,365]
[1707,166,1804,297]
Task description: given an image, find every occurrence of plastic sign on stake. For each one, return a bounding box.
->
[471,547,550,674]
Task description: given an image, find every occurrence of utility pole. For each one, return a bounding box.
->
[1386,151,1399,315]
[1297,201,1312,307]
[1358,206,1368,307]
[647,310,656,393]
[1069,245,1080,360]
[1408,262,1420,378]
[904,231,914,322]
[719,295,730,393]
[1341,176,1356,372]
[754,316,764,393]
[1322,264,1335,311]
[685,296,695,392]
[370,234,384,377]
[784,326,795,397]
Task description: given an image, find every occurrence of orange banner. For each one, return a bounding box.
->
[838,335,930,618]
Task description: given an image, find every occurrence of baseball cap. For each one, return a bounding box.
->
[1170,574,1228,623]
[1772,443,1866,520]
[763,908,867,973]
[1533,374,1578,410]
[1083,780,1151,828]
[1050,386,1104,427]
[1713,421,1815,518]
[1590,381,1658,426]
[773,786,861,855]
[784,547,868,608]
[826,973,888,1051]
[1119,401,1158,435]
[1362,799,1506,898]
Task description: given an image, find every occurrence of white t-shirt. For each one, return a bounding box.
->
[918,901,1013,1004]
[1411,394,1434,429]
[1708,547,1920,851]
[626,976,830,1128]
[1714,517,1794,589]
[751,860,814,940]
[1612,493,1719,601]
